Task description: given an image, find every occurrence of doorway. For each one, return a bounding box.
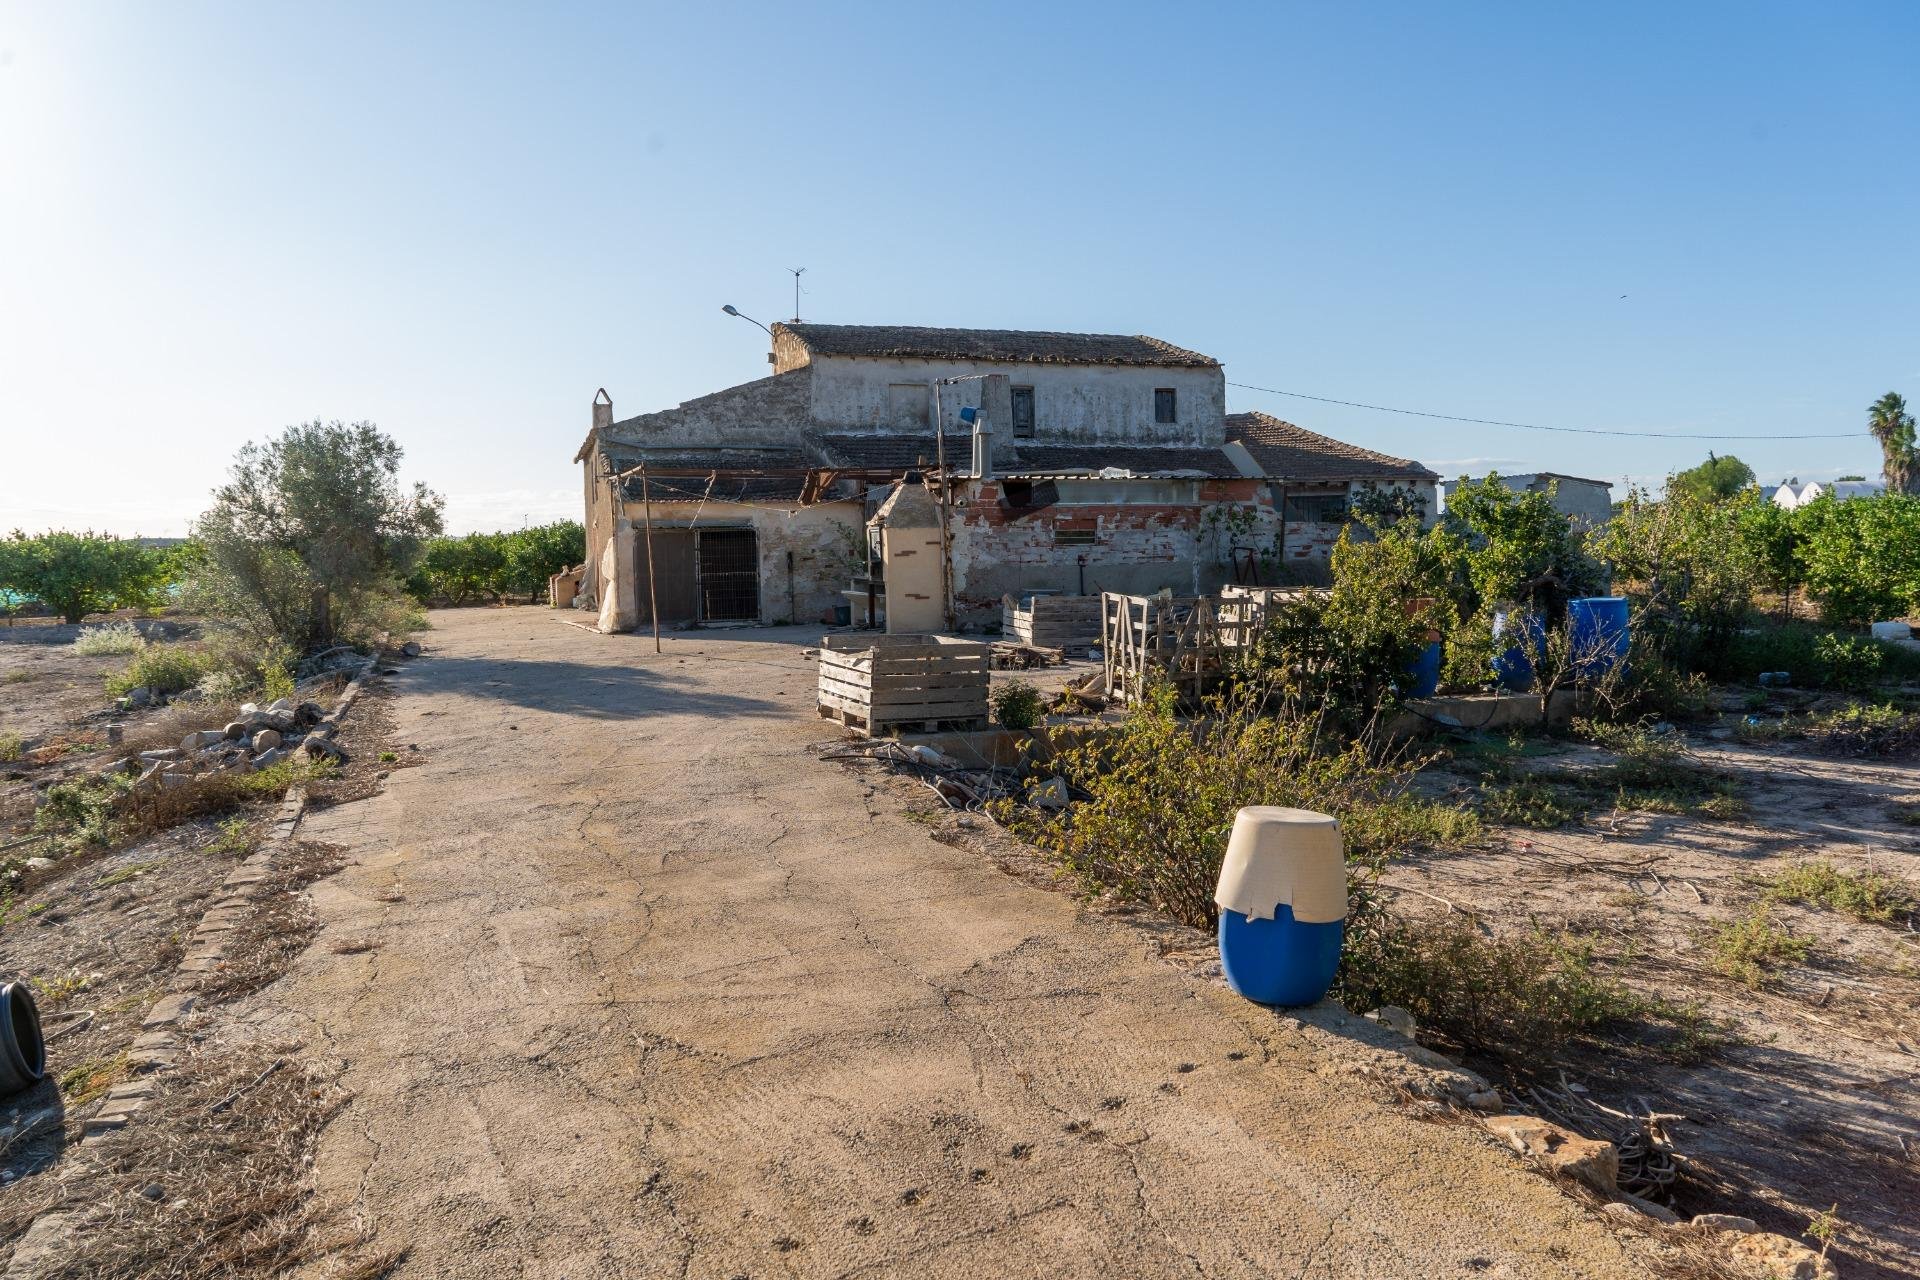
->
[696,529,759,622]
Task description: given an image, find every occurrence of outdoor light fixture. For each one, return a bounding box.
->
[720,304,773,338]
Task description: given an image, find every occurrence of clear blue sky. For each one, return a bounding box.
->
[3,2,1916,535]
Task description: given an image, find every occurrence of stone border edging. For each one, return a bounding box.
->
[86,654,380,1136]
[5,656,383,1278]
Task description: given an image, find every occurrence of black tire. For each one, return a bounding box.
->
[0,982,46,1095]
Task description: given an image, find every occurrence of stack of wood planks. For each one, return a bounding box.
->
[817,634,991,736]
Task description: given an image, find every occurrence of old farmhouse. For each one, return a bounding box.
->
[575,324,1435,631]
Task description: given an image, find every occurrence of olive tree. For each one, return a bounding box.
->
[191,421,443,651]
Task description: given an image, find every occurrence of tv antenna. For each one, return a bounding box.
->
[788,267,806,322]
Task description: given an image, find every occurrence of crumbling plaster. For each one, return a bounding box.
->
[613,497,863,626]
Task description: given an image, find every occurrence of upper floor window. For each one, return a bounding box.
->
[1010,386,1035,438]
[1153,388,1177,424]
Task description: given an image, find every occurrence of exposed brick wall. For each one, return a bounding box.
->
[950,480,1277,625]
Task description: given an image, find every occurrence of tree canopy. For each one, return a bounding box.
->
[0,531,170,623]
[1868,392,1916,495]
[192,421,443,650]
[1668,454,1756,501]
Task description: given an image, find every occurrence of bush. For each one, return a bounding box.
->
[0,530,169,623]
[1335,914,1723,1062]
[0,733,22,763]
[1812,633,1885,691]
[1796,493,1920,626]
[991,679,1044,730]
[1243,524,1455,723]
[1013,684,1475,928]
[1709,903,1812,987]
[73,622,149,656]
[1806,702,1920,757]
[1762,860,1915,925]
[105,644,211,697]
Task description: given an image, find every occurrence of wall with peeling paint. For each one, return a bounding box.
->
[610,497,863,626]
[947,478,1277,627]
[792,354,1226,446]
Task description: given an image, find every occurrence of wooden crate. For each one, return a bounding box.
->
[1001,593,1103,649]
[1100,593,1262,705]
[817,634,990,736]
[1215,584,1321,645]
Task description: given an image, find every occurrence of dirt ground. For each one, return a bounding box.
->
[1390,732,1920,1280]
[235,607,1669,1280]
[0,620,194,747]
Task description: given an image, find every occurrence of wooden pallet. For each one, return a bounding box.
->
[817,634,991,737]
[1001,593,1102,649]
[1100,592,1262,705]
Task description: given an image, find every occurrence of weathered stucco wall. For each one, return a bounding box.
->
[948,479,1275,627]
[793,355,1226,446]
[601,368,814,448]
[613,498,863,626]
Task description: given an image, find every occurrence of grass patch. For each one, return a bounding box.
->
[31,967,99,1008]
[1336,913,1730,1063]
[2,670,33,685]
[208,815,254,856]
[95,860,164,889]
[72,621,148,656]
[1481,777,1580,828]
[1806,702,1920,758]
[1473,725,1746,827]
[1761,860,1916,925]
[0,732,22,763]
[105,643,211,697]
[57,1052,126,1106]
[1709,903,1814,987]
[1887,800,1920,827]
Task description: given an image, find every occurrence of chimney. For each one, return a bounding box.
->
[967,409,995,482]
[592,387,613,433]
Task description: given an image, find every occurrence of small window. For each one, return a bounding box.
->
[1053,527,1098,546]
[1153,387,1177,424]
[1010,386,1036,438]
[1283,493,1349,523]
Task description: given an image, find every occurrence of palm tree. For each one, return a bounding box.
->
[1868,392,1918,495]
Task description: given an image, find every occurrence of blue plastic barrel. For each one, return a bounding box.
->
[1214,808,1346,1007]
[1567,597,1629,680]
[1491,609,1545,691]
[1404,640,1442,699]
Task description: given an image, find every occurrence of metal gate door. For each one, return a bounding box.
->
[697,529,759,622]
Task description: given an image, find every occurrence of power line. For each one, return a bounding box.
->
[1225,381,1860,440]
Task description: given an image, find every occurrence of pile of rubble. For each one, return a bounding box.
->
[131,697,345,792]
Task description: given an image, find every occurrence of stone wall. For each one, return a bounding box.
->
[609,498,863,627]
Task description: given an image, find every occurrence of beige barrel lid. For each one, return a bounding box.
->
[1213,806,1346,924]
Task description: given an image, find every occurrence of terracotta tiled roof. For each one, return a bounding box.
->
[778,323,1217,368]
[1225,411,1435,482]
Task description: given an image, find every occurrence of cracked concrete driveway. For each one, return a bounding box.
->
[276,607,1651,1279]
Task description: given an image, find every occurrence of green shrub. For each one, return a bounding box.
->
[72,622,148,656]
[1480,778,1579,828]
[1795,492,1920,626]
[1012,685,1472,928]
[1813,633,1886,691]
[31,776,123,855]
[1762,860,1916,925]
[0,530,169,623]
[0,733,22,763]
[1807,702,1920,757]
[991,679,1044,730]
[1335,914,1725,1061]
[1709,903,1813,987]
[105,644,210,696]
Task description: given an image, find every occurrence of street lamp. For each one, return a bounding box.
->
[721,304,773,338]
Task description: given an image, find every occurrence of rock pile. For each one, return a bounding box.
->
[131,698,344,792]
